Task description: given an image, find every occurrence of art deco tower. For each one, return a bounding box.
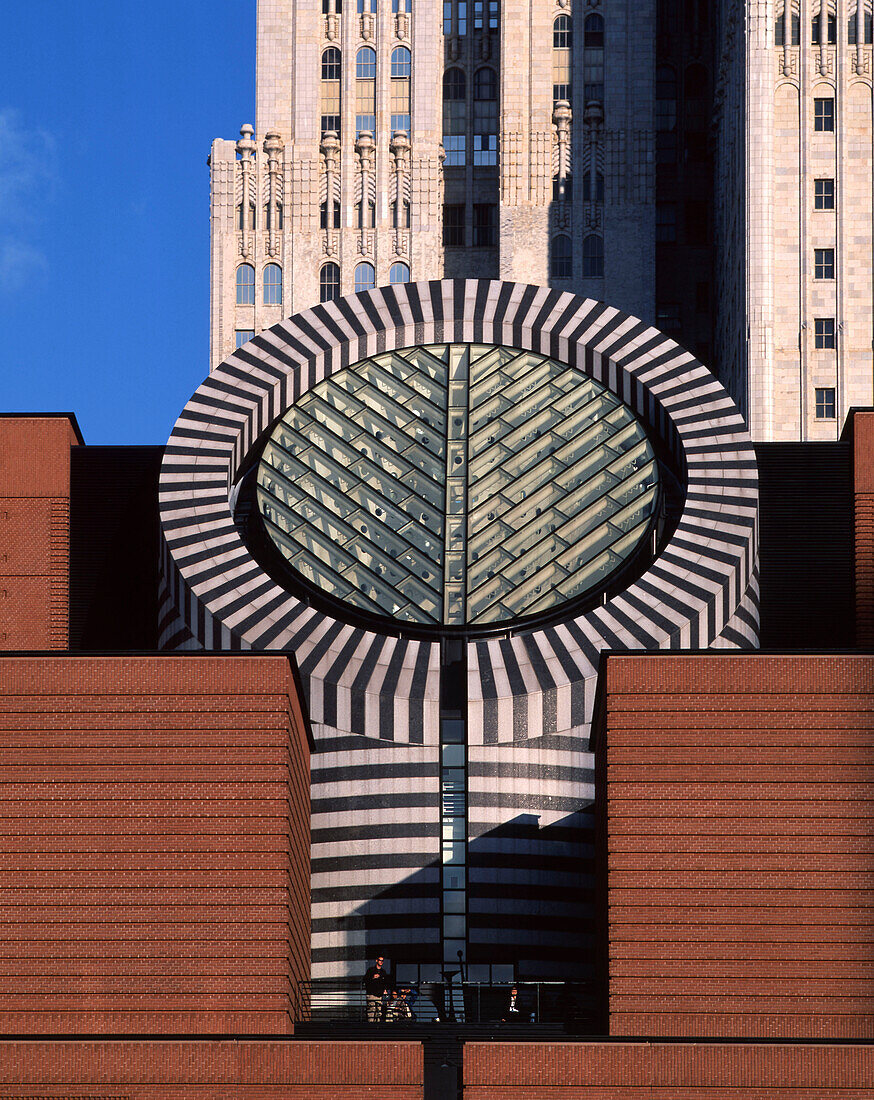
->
[208,0,658,368]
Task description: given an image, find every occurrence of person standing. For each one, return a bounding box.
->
[363,955,392,1022]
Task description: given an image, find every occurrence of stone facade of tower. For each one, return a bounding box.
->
[717,0,874,441]
[209,0,659,370]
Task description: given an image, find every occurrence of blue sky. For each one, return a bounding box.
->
[1,1,254,443]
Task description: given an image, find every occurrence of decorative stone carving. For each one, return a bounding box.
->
[326,13,339,41]
[320,130,341,258]
[390,130,411,257]
[236,124,257,260]
[396,12,409,40]
[263,130,284,259]
[361,13,374,40]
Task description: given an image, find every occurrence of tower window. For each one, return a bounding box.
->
[263,264,283,305]
[814,248,835,279]
[357,0,376,11]
[815,387,836,418]
[473,67,498,163]
[443,203,465,245]
[551,234,572,279]
[393,0,412,10]
[584,13,605,47]
[815,178,835,209]
[582,170,604,203]
[321,48,342,136]
[553,16,572,102]
[814,318,836,348]
[473,203,496,246]
[656,202,677,242]
[814,97,835,131]
[390,262,411,284]
[320,200,341,229]
[849,10,874,41]
[582,234,604,278]
[235,330,255,349]
[473,0,498,30]
[237,202,255,231]
[553,175,573,202]
[357,47,377,136]
[391,200,411,228]
[236,264,255,305]
[391,47,412,135]
[355,262,376,293]
[812,12,837,43]
[356,200,376,228]
[320,263,340,303]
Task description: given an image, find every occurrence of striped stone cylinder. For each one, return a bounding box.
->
[159,279,759,982]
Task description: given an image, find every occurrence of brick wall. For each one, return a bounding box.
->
[464,1041,874,1098]
[0,1039,422,1100]
[0,416,80,650]
[0,654,310,1034]
[853,411,874,646]
[596,654,874,1039]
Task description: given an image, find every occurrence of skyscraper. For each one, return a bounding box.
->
[209,0,660,367]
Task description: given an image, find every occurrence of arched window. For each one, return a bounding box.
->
[583,15,605,103]
[356,46,376,78]
[320,263,340,303]
[443,69,467,165]
[584,13,605,46]
[356,47,377,136]
[321,48,342,136]
[582,170,604,203]
[582,234,604,278]
[355,262,376,293]
[391,46,412,77]
[554,14,572,47]
[321,46,341,80]
[263,264,283,305]
[551,235,572,279]
[473,67,498,165]
[236,264,255,304]
[553,16,572,103]
[391,47,412,135]
[390,262,410,284]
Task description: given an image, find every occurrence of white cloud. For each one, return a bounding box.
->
[0,109,56,293]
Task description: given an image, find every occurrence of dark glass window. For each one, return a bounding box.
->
[553,175,573,202]
[582,234,604,278]
[815,387,836,418]
[263,264,282,305]
[320,263,340,302]
[554,14,572,48]
[443,203,465,245]
[584,13,604,46]
[322,47,341,80]
[236,264,255,305]
[814,98,835,131]
[814,318,836,348]
[320,200,341,229]
[814,178,835,209]
[551,234,572,278]
[656,203,677,243]
[814,248,835,278]
[582,170,603,203]
[473,203,497,246]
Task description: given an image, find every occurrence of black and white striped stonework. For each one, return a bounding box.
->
[159,280,759,980]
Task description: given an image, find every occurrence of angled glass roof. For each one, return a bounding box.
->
[256,343,658,627]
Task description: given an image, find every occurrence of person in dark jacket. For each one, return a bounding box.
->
[363,955,392,1021]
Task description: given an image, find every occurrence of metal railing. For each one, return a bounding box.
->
[296,979,594,1026]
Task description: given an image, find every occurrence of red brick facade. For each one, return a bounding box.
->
[0,416,79,650]
[597,653,874,1039]
[0,1040,422,1100]
[853,411,874,646]
[465,1041,874,1098]
[0,655,310,1034]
